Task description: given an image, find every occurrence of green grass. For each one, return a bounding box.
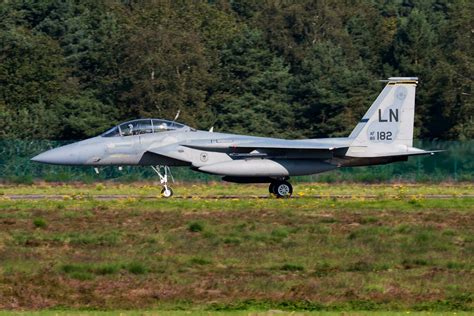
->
[0,184,472,311]
[188,221,205,232]
[33,217,47,228]
[0,182,472,197]
[0,311,472,315]
[0,196,472,214]
[127,262,148,274]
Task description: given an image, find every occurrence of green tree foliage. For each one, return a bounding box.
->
[0,0,121,139]
[0,28,66,139]
[292,41,378,138]
[429,0,473,140]
[117,2,213,127]
[0,0,471,140]
[211,29,296,137]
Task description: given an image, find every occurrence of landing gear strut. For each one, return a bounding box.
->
[151,165,174,198]
[269,180,293,198]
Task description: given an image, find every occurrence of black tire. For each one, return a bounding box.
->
[274,181,293,198]
[269,182,276,194]
[161,187,173,198]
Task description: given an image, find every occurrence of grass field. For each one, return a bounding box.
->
[0,183,472,313]
[0,182,472,197]
[0,312,472,316]
[0,311,471,316]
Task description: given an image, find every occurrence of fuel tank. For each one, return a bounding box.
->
[198,159,336,177]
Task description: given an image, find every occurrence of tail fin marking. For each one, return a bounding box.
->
[348,77,418,156]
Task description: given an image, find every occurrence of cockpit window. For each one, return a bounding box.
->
[152,119,170,132]
[119,120,154,136]
[102,126,121,137]
[119,122,137,136]
[152,119,186,132]
[139,120,154,134]
[101,119,186,137]
[152,119,180,132]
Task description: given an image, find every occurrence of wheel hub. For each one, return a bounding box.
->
[277,184,290,196]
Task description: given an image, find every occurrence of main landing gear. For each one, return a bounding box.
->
[269,180,293,198]
[151,165,174,198]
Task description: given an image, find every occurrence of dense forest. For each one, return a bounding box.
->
[0,0,472,140]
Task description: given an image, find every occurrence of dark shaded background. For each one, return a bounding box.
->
[0,0,472,140]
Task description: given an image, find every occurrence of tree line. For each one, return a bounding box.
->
[0,0,472,140]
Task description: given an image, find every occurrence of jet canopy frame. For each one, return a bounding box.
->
[101,119,188,137]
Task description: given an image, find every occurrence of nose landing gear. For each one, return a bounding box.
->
[151,165,174,198]
[269,180,293,198]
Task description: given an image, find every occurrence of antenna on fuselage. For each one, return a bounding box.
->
[174,110,181,121]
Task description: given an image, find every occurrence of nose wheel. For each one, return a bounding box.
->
[269,180,293,198]
[161,187,173,198]
[152,166,174,198]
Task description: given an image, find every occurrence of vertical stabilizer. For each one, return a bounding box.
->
[347,77,418,157]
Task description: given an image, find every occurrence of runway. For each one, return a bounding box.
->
[3,194,473,200]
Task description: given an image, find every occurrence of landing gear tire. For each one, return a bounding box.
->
[152,165,175,198]
[271,181,293,198]
[161,187,173,198]
[269,182,276,194]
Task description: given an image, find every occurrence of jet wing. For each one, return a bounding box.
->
[182,139,347,152]
[141,144,191,166]
[180,138,350,159]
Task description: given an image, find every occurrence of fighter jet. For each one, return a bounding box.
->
[32,77,438,198]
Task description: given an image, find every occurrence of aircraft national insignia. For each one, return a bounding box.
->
[200,152,208,162]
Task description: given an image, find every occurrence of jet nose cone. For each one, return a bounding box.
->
[31,145,79,165]
[31,152,50,163]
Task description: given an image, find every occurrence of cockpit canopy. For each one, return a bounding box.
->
[101,119,187,137]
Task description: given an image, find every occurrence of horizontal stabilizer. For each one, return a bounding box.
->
[359,148,444,158]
